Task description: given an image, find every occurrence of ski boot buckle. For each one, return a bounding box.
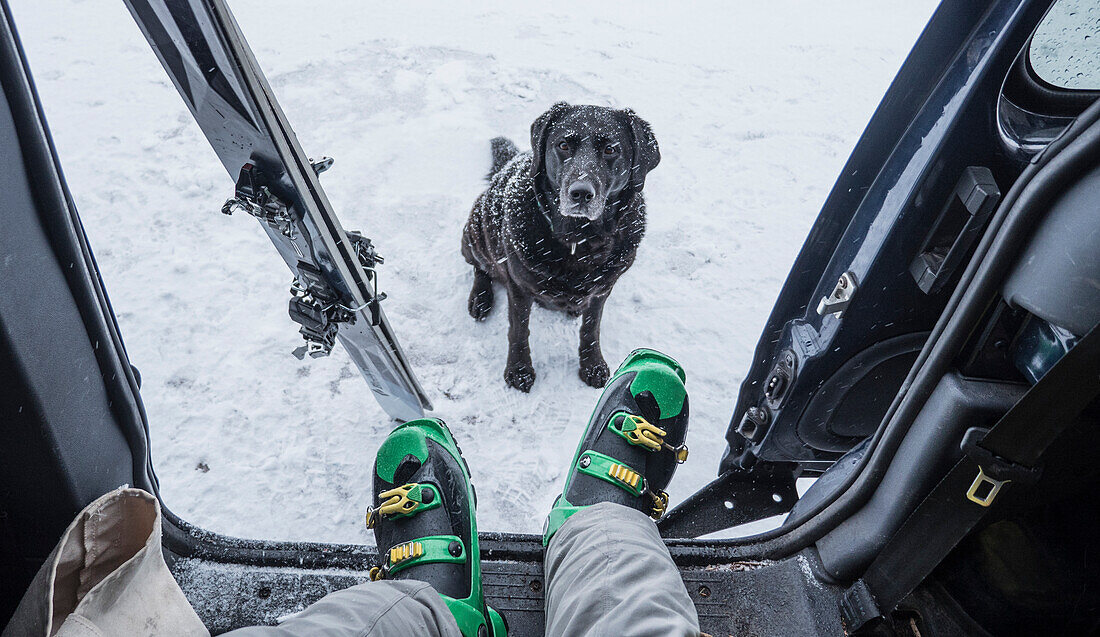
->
[369,535,467,582]
[646,486,670,519]
[577,451,670,520]
[609,412,689,463]
[365,482,440,529]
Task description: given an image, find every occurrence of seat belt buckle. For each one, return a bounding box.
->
[960,427,1041,506]
[965,467,1006,507]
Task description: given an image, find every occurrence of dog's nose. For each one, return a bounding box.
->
[568,182,596,204]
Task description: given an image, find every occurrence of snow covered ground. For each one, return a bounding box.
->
[9,0,937,543]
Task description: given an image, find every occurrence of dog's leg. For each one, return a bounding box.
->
[468,268,494,321]
[504,284,536,392]
[578,294,611,388]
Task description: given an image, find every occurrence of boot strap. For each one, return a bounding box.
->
[576,450,669,520]
[370,534,466,580]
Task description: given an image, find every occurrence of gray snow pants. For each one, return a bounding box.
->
[4,490,699,637]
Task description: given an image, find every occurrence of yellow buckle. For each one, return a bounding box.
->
[366,484,424,529]
[966,467,1007,507]
[388,541,424,566]
[622,414,666,451]
[608,462,641,490]
[379,484,422,515]
[649,489,669,520]
[621,414,689,462]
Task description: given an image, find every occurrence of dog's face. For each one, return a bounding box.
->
[531,103,660,242]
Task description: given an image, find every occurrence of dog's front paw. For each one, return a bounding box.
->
[468,289,493,321]
[468,275,494,321]
[579,358,610,388]
[504,363,536,393]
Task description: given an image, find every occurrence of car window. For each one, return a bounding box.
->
[1029,0,1100,90]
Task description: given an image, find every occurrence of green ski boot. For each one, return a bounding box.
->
[544,348,690,544]
[366,418,507,637]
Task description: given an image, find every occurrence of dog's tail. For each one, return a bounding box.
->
[488,136,520,180]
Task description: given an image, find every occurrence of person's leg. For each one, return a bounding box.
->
[545,503,698,637]
[543,349,700,637]
[225,580,460,637]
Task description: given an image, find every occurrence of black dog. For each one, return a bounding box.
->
[461,102,660,392]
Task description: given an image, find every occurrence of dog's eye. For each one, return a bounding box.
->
[558,141,570,151]
[603,145,618,156]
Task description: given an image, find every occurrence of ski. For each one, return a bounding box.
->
[123,0,432,421]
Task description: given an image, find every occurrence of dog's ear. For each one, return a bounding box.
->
[622,108,660,191]
[530,101,571,179]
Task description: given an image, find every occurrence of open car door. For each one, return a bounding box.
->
[3,0,1099,634]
